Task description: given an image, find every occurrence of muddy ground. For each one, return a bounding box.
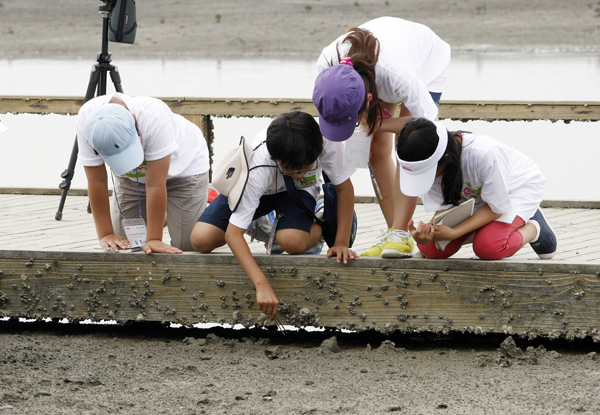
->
[0,0,598,60]
[1,1,600,414]
[1,321,600,414]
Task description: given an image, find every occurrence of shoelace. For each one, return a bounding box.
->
[371,230,388,247]
[386,229,411,242]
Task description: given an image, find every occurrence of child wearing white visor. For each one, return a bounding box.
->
[397,118,557,260]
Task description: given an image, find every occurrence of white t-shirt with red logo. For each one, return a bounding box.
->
[421,133,546,223]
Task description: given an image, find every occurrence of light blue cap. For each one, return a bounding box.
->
[84,104,143,175]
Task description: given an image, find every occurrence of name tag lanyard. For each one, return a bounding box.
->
[111,170,147,247]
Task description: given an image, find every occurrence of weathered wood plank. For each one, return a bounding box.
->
[2,96,600,121]
[1,250,599,341]
[0,188,90,197]
[438,101,600,122]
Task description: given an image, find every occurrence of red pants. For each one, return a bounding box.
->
[418,217,526,260]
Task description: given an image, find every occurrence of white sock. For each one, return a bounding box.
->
[529,220,541,243]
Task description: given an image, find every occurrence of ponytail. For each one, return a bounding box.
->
[333,27,383,136]
[439,132,463,206]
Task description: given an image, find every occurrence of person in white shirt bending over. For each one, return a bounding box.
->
[77,93,210,254]
[397,118,557,260]
[314,16,451,259]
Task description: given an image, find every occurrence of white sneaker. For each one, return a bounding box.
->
[360,229,389,257]
[381,229,417,258]
[245,211,275,243]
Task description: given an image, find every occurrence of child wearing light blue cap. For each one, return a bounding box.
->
[77,93,210,254]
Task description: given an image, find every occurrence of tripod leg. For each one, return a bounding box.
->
[109,67,124,93]
[56,57,124,220]
[55,137,79,220]
[55,67,104,221]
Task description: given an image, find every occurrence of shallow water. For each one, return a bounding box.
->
[1,54,599,200]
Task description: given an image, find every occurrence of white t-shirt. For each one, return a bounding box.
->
[76,93,210,182]
[230,128,356,230]
[317,16,451,120]
[421,133,546,223]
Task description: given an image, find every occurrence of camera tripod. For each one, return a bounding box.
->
[55,1,124,220]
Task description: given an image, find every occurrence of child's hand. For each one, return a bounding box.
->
[143,240,183,254]
[256,282,279,321]
[99,234,131,252]
[410,219,435,245]
[327,245,359,264]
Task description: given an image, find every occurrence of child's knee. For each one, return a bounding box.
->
[190,223,221,253]
[277,231,308,254]
[472,241,504,260]
[190,233,212,253]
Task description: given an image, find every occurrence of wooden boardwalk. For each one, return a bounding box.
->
[1,193,598,264]
[1,194,599,341]
[2,96,599,340]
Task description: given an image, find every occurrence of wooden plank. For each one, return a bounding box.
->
[1,250,599,341]
[2,96,600,121]
[0,96,84,115]
[0,188,90,196]
[438,101,600,122]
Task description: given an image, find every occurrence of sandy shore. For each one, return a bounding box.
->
[2,1,600,414]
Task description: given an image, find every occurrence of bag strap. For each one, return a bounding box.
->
[283,175,319,222]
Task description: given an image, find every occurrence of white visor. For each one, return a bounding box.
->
[397,121,448,197]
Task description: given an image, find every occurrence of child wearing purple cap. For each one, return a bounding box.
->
[76,93,210,254]
[397,118,556,260]
[314,16,451,258]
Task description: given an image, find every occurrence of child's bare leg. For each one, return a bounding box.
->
[390,102,418,231]
[368,130,395,228]
[275,223,321,254]
[391,164,418,231]
[190,222,226,253]
[517,222,538,246]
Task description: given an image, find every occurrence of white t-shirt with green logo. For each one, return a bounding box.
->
[229,128,355,230]
[76,93,209,182]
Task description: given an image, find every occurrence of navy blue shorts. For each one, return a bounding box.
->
[198,191,317,233]
[429,91,442,107]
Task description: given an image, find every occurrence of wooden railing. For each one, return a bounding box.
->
[2,95,599,195]
[2,96,599,120]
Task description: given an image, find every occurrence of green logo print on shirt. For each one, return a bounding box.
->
[124,160,147,178]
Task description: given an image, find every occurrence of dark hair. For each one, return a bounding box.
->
[397,118,463,205]
[333,27,383,137]
[266,111,323,171]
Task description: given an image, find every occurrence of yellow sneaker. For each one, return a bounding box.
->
[381,229,416,258]
[360,230,390,257]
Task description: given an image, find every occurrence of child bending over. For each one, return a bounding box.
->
[191,111,357,319]
[396,118,557,260]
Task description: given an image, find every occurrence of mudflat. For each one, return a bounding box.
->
[0,0,598,60]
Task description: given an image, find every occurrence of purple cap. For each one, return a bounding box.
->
[312,64,365,142]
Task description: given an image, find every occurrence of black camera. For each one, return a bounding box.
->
[103,0,137,44]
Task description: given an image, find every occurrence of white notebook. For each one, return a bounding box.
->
[433,198,475,250]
